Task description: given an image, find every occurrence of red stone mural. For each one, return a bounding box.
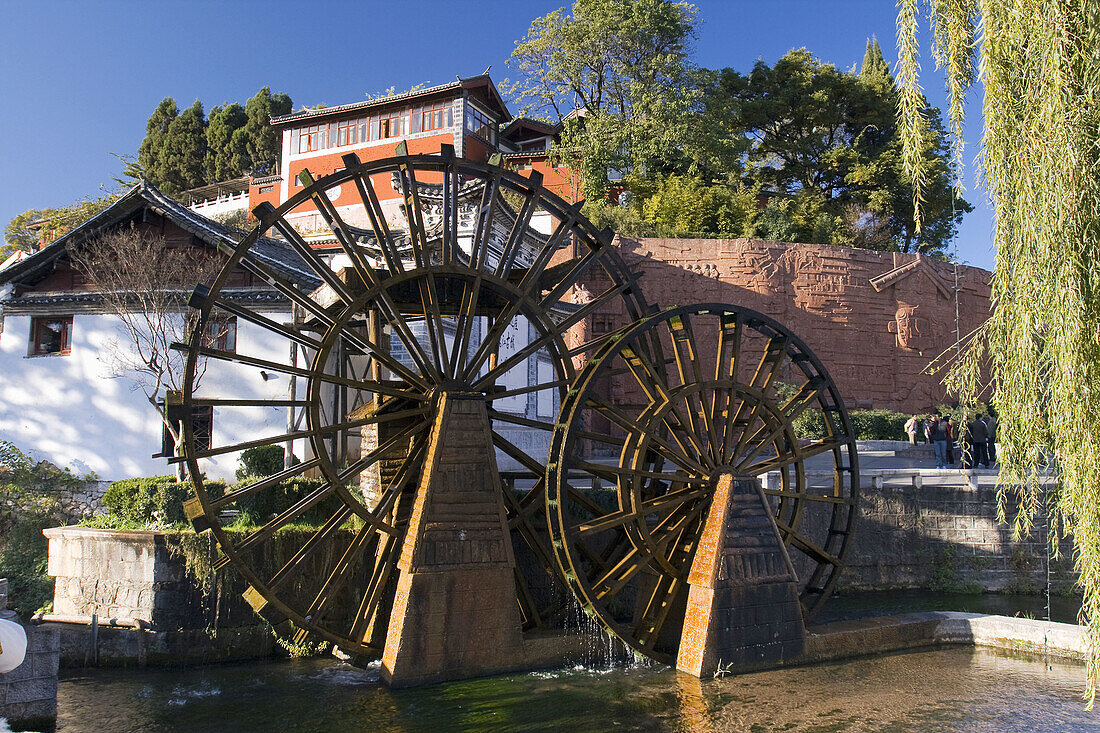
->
[576,237,992,414]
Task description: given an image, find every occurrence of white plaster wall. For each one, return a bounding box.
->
[0,310,295,482]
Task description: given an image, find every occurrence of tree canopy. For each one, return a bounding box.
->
[705,43,969,253]
[508,2,968,254]
[898,0,1100,703]
[2,195,118,258]
[135,87,292,194]
[508,0,700,198]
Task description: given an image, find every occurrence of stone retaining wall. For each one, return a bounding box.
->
[828,469,1075,593]
[0,578,60,730]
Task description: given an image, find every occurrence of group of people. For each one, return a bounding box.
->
[904,411,997,470]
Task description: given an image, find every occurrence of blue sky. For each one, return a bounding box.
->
[0,0,994,270]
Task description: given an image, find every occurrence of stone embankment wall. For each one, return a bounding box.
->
[42,527,275,666]
[834,470,1075,594]
[0,578,60,729]
[41,468,1077,667]
[0,473,107,523]
[42,526,371,666]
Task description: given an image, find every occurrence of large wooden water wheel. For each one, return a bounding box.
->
[177,150,858,668]
[178,148,650,656]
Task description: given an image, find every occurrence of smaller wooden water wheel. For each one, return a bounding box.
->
[546,304,859,664]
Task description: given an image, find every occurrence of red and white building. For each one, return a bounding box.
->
[186,74,576,232]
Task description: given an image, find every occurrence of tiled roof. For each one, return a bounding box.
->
[271,74,510,126]
[0,181,321,291]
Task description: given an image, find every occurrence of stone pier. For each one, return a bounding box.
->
[677,475,805,677]
[381,393,525,686]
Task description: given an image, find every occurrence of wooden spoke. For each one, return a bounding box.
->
[343,161,402,274]
[471,278,634,391]
[300,520,378,627]
[487,379,568,401]
[585,397,708,475]
[299,169,379,282]
[763,488,855,505]
[348,532,402,642]
[774,520,842,567]
[189,398,311,408]
[208,458,323,512]
[737,437,840,476]
[267,505,354,591]
[208,296,323,351]
[494,175,541,280]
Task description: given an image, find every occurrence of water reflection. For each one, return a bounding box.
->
[54,647,1096,732]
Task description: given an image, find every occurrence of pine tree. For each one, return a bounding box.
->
[137,98,178,188]
[244,87,292,176]
[860,37,891,84]
[160,100,207,193]
[205,103,250,181]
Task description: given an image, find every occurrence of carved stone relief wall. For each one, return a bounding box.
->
[592,238,992,414]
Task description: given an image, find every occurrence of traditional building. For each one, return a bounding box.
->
[0,182,318,481]
[185,75,576,228]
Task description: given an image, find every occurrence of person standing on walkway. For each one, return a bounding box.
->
[929,413,949,468]
[945,417,957,466]
[984,412,997,464]
[970,414,990,467]
[905,414,921,445]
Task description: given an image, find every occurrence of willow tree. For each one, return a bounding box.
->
[898,1,1100,702]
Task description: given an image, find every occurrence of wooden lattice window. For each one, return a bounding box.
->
[30,316,72,356]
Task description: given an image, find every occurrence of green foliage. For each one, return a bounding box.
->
[706,46,969,254]
[244,87,292,177]
[898,2,1100,701]
[508,0,700,198]
[770,395,909,442]
[231,475,330,526]
[0,441,96,618]
[135,87,292,192]
[137,97,179,191]
[847,410,910,442]
[235,445,290,482]
[205,102,250,182]
[509,3,966,251]
[640,175,758,237]
[928,543,982,594]
[100,475,225,527]
[580,200,656,238]
[3,195,118,256]
[0,514,55,618]
[160,100,208,193]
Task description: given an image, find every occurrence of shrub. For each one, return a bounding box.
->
[848,410,909,441]
[236,445,292,482]
[231,474,331,525]
[101,475,226,527]
[0,440,97,618]
[768,391,910,442]
[0,513,55,618]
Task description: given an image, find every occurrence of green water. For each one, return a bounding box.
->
[54,646,1097,732]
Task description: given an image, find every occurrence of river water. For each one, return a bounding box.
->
[54,645,1097,732]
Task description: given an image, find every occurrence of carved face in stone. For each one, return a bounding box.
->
[889,304,927,352]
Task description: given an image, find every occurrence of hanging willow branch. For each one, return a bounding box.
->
[899,0,1100,705]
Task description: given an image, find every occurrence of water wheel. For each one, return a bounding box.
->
[177,147,650,657]
[546,304,859,664]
